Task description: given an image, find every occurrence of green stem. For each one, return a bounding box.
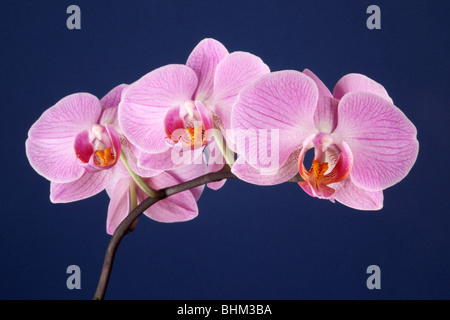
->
[119,152,162,199]
[212,125,235,166]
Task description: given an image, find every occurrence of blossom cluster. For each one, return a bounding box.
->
[25,38,419,234]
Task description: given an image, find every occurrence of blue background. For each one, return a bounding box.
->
[1,0,449,300]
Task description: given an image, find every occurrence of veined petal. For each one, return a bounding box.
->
[50,169,112,203]
[333,91,419,191]
[120,137,161,178]
[195,100,214,132]
[232,70,318,169]
[118,64,198,153]
[333,73,393,104]
[331,178,384,210]
[137,172,199,223]
[186,38,229,101]
[26,136,84,183]
[302,69,333,98]
[313,96,339,133]
[99,83,128,126]
[26,93,102,183]
[106,177,131,235]
[28,93,102,140]
[166,159,208,200]
[137,143,204,171]
[74,130,93,164]
[208,51,270,130]
[232,148,300,186]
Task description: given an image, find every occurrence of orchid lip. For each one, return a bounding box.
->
[163,100,213,149]
[74,124,121,172]
[298,133,353,199]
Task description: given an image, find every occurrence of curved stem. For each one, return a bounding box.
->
[119,152,162,199]
[93,170,303,300]
[93,169,236,300]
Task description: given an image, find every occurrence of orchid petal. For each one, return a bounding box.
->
[137,172,198,223]
[333,73,393,103]
[302,69,333,98]
[209,51,270,130]
[232,70,318,169]
[313,96,339,133]
[166,160,208,200]
[333,91,419,191]
[186,38,229,101]
[137,142,204,171]
[26,93,102,183]
[195,100,214,132]
[118,64,198,153]
[232,148,300,186]
[28,93,102,140]
[26,136,85,183]
[99,83,128,125]
[332,178,384,210]
[120,138,161,178]
[106,177,131,235]
[50,169,112,203]
[74,130,93,164]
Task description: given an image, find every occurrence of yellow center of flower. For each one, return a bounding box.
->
[94,147,115,167]
[185,125,206,147]
[307,159,329,187]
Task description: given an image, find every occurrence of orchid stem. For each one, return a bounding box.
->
[212,126,235,166]
[93,170,304,300]
[119,152,162,199]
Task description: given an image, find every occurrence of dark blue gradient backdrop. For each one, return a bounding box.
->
[1,0,449,300]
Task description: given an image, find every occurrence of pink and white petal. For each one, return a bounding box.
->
[333,91,419,191]
[302,69,333,98]
[118,64,198,153]
[137,173,198,223]
[50,169,112,203]
[195,101,214,131]
[106,177,131,235]
[186,38,229,101]
[28,93,102,140]
[166,160,208,200]
[120,139,160,178]
[26,136,84,183]
[101,84,128,110]
[331,178,384,210]
[232,148,300,186]
[325,141,353,184]
[26,93,102,183]
[232,71,318,169]
[208,51,270,130]
[73,130,93,164]
[163,105,185,140]
[99,84,128,125]
[207,179,227,190]
[136,142,203,171]
[313,96,339,133]
[332,73,393,103]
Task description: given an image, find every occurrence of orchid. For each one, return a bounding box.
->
[231,69,419,210]
[118,38,270,179]
[26,84,129,203]
[24,37,420,299]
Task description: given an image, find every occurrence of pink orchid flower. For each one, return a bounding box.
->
[26,85,130,202]
[118,38,270,182]
[231,70,419,210]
